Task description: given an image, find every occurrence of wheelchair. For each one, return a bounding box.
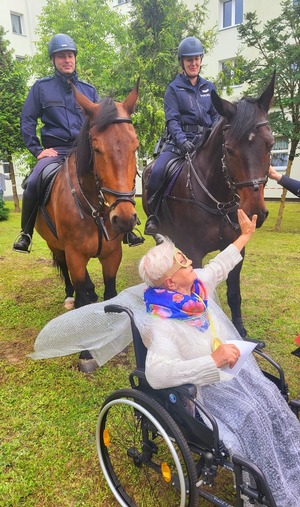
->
[96,305,300,507]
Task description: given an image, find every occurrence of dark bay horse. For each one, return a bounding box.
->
[35,81,140,310]
[142,75,275,337]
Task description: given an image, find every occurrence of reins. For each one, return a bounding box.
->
[185,152,240,230]
[178,119,270,230]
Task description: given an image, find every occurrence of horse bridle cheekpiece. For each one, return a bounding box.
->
[93,117,136,211]
[69,117,136,242]
[222,121,270,193]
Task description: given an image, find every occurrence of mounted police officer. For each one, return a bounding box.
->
[13,33,144,253]
[144,36,220,235]
[13,34,99,253]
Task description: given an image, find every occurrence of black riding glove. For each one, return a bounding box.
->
[180,140,194,154]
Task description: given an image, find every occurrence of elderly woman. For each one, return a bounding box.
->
[138,209,300,507]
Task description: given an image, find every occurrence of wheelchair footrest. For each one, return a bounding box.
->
[232,455,277,507]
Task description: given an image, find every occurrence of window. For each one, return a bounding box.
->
[271,137,289,170]
[11,13,24,35]
[3,162,10,174]
[221,0,243,28]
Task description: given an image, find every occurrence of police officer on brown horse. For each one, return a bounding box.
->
[14,33,144,253]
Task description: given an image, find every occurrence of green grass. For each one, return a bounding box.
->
[0,199,299,506]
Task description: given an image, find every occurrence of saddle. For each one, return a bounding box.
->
[37,162,62,205]
[37,162,63,238]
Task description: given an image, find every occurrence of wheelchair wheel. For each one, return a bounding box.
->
[96,388,199,507]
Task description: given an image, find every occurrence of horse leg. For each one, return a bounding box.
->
[226,253,247,338]
[100,246,122,300]
[66,252,98,372]
[51,250,75,309]
[85,269,98,303]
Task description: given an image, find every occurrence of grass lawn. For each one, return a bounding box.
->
[0,198,299,506]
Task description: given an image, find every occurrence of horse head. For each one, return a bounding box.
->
[211,72,275,227]
[72,79,140,236]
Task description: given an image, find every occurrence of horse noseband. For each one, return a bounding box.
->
[99,186,136,212]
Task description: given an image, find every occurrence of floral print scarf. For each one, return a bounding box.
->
[144,279,209,331]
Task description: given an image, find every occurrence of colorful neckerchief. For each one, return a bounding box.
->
[144,279,209,331]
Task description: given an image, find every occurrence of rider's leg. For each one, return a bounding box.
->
[13,151,69,253]
[144,151,175,235]
[13,158,49,252]
[13,192,39,252]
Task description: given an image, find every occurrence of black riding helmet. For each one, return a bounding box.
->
[48,33,78,59]
[178,36,204,65]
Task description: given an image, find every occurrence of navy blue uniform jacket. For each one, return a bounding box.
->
[20,71,99,158]
[279,175,300,198]
[164,73,219,147]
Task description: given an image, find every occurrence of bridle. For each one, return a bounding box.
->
[90,116,136,211]
[67,116,137,241]
[221,120,270,192]
[185,119,270,229]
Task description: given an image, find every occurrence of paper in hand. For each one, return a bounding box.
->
[221,340,257,376]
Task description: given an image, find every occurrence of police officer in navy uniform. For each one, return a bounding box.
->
[144,36,220,235]
[13,33,98,252]
[13,33,144,252]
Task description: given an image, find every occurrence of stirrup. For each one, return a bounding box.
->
[123,228,145,247]
[12,232,32,253]
[144,215,160,236]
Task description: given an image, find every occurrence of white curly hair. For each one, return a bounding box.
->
[138,235,176,287]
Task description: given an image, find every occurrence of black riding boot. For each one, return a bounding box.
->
[13,196,38,253]
[144,191,161,236]
[123,218,145,247]
[123,230,145,247]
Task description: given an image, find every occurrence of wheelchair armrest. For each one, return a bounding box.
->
[244,337,266,350]
[171,383,197,398]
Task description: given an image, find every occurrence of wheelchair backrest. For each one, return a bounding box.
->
[104,304,147,369]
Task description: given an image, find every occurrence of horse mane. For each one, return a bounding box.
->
[75,96,118,177]
[228,96,264,142]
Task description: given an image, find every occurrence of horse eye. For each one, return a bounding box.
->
[225,145,234,156]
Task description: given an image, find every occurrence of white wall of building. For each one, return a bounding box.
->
[0,0,48,198]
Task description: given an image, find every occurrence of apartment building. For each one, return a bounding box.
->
[1,0,299,198]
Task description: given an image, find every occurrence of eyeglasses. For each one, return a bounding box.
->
[156,248,192,286]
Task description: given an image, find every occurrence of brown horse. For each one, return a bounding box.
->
[142,74,275,337]
[35,81,140,310]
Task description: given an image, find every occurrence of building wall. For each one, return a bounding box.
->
[0,0,48,198]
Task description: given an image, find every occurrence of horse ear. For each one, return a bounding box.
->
[71,83,98,118]
[122,78,140,116]
[211,89,236,120]
[257,70,276,112]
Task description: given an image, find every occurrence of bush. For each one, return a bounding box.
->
[0,199,10,220]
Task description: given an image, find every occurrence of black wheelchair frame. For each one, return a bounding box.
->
[96,305,300,507]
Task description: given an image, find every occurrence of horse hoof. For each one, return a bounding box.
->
[78,358,99,374]
[64,297,75,310]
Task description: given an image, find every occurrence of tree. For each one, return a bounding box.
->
[29,0,216,158]
[237,0,300,230]
[116,0,217,157]
[0,26,28,212]
[30,0,130,94]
